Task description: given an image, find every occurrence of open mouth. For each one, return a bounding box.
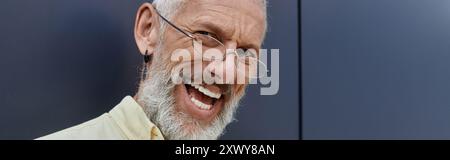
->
[174,76,230,123]
[174,80,226,121]
[185,84,222,110]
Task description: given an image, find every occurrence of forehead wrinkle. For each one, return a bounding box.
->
[204,3,265,43]
[174,0,265,47]
[202,1,265,48]
[188,13,236,39]
[191,11,263,48]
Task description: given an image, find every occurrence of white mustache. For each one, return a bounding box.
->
[176,68,232,95]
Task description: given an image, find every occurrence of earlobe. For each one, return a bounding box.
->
[144,49,152,64]
[142,49,153,80]
[134,3,160,56]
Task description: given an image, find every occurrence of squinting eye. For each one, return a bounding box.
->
[195,31,219,40]
[197,31,211,36]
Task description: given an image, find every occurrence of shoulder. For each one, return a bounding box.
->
[36,113,126,140]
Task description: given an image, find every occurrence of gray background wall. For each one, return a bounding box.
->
[0,0,299,140]
[303,0,450,139]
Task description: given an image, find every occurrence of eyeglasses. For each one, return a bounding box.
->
[155,10,267,80]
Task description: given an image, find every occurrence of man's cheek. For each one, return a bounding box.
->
[234,84,246,96]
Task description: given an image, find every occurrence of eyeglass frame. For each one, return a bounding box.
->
[154,10,267,79]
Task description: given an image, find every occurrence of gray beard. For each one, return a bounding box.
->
[136,45,244,140]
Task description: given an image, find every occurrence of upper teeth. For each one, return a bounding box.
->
[189,84,221,99]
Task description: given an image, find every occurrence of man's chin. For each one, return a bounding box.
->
[138,71,243,139]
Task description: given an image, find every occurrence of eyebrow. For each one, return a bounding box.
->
[191,18,233,39]
[191,19,261,50]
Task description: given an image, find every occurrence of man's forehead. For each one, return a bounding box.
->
[184,0,265,20]
[177,0,266,45]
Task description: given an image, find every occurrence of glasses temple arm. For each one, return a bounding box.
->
[155,10,195,39]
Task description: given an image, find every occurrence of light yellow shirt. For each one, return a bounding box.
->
[37,96,164,140]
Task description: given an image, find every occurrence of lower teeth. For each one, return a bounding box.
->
[186,84,213,110]
[190,97,211,110]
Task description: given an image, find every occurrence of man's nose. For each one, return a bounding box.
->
[205,42,238,84]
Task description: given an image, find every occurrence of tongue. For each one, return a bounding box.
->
[187,85,214,105]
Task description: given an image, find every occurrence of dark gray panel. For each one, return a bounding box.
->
[303,0,450,139]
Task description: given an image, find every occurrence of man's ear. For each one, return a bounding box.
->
[134,3,160,56]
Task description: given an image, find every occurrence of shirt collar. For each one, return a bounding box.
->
[109,96,164,140]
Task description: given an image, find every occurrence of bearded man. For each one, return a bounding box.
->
[38,0,267,140]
